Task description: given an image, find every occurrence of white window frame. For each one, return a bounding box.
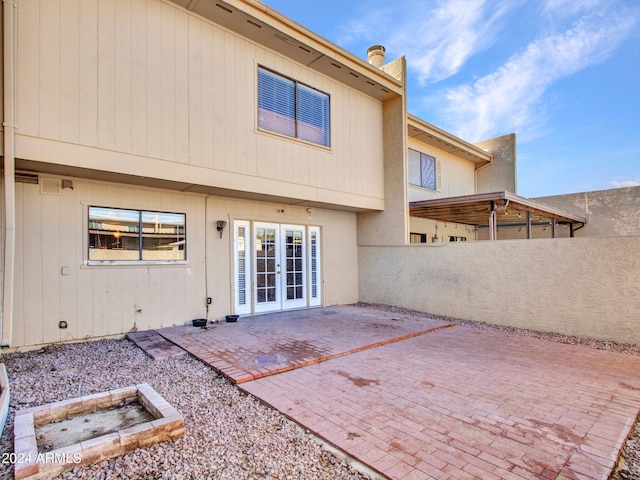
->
[234,220,252,315]
[308,226,321,306]
[87,206,186,264]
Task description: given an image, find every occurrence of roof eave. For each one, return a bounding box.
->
[407,115,492,166]
[166,0,403,101]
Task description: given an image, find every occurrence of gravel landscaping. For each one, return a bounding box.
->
[1,304,639,479]
[0,339,366,480]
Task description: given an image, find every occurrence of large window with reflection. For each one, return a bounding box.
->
[89,207,186,262]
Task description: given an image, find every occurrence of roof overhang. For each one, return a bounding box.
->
[410,191,586,226]
[407,115,492,166]
[166,0,403,102]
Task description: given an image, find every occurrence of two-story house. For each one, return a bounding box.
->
[0,0,587,349]
[0,0,406,348]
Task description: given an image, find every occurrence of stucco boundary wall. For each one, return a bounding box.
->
[358,236,640,345]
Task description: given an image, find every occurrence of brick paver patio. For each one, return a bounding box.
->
[156,306,640,479]
[158,307,454,384]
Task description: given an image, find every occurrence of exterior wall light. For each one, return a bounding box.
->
[216,220,227,238]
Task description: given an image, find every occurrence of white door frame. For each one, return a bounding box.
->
[233,221,321,314]
[254,222,282,313]
[280,224,306,310]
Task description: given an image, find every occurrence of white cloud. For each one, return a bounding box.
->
[432,8,638,141]
[609,180,640,188]
[542,0,602,17]
[398,0,505,83]
[339,0,514,83]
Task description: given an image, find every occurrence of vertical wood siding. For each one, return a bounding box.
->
[13,179,207,347]
[15,0,384,202]
[12,177,358,348]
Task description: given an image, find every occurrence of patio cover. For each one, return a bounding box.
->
[409,191,587,240]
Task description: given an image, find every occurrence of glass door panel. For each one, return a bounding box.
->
[254,224,281,312]
[281,225,306,310]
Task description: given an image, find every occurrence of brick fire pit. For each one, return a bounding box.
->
[13,383,184,480]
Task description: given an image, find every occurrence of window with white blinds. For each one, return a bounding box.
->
[258,67,330,147]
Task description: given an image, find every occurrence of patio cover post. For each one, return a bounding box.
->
[489,201,497,241]
[526,211,532,239]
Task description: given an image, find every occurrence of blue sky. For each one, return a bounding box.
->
[262,0,640,198]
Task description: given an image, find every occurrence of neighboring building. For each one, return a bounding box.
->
[404,123,586,243]
[406,115,492,243]
[534,186,640,238]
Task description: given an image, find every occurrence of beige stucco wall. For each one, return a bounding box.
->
[474,133,517,194]
[12,175,358,348]
[535,186,640,237]
[358,74,409,246]
[359,237,640,344]
[14,0,385,211]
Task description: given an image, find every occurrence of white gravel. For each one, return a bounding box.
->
[0,339,366,480]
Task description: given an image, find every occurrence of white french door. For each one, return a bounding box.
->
[254,223,282,313]
[234,221,320,315]
[280,225,307,310]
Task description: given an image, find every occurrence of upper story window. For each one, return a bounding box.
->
[258,67,331,147]
[89,207,186,262]
[409,148,440,191]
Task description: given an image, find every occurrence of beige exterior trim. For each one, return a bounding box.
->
[2,0,17,346]
[15,135,385,212]
[408,115,492,166]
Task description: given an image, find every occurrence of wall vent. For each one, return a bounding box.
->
[215,3,232,14]
[15,173,39,184]
[274,34,295,46]
[40,178,62,195]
